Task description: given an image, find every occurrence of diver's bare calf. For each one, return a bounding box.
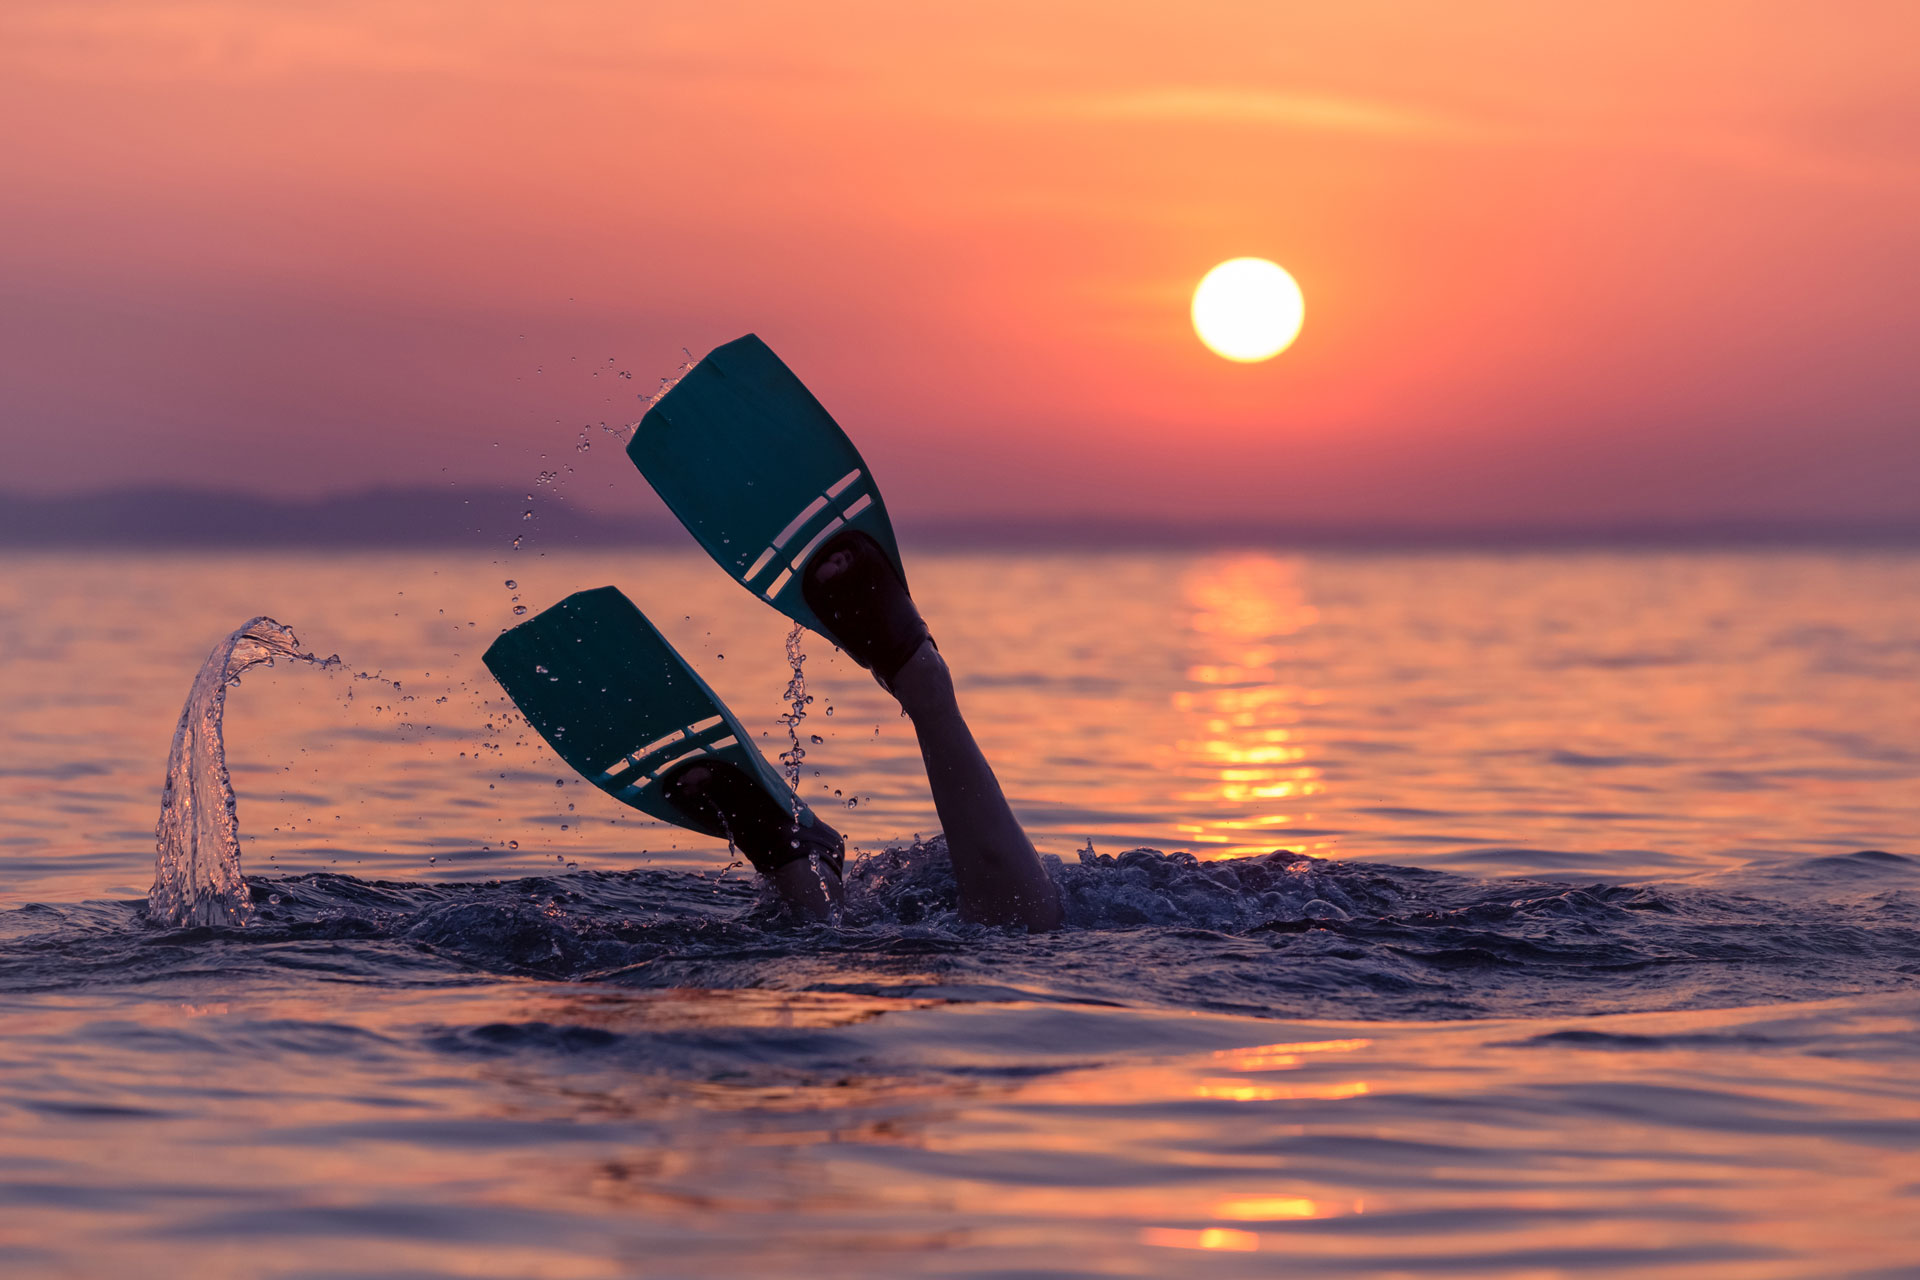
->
[805,532,1063,932]
[887,639,1063,930]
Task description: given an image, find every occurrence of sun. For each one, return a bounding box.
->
[1191,258,1305,362]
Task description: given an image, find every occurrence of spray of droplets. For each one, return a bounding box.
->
[776,624,812,815]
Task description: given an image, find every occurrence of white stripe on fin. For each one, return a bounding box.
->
[772,496,829,551]
[744,547,776,581]
[789,515,845,572]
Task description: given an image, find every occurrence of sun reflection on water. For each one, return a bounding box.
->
[1175,554,1327,859]
[1212,1037,1373,1070]
[1213,1195,1362,1220]
[1140,1225,1262,1251]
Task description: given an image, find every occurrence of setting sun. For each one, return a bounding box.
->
[1191,258,1305,363]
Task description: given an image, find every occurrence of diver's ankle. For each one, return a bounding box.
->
[887,639,952,713]
[771,857,842,922]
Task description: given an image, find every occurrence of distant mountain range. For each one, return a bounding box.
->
[0,487,675,549]
[2,487,1917,549]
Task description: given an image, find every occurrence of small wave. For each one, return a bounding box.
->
[3,842,1912,1022]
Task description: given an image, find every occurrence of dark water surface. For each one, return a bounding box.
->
[2,549,1917,1277]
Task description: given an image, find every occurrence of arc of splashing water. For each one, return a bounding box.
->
[149,618,336,927]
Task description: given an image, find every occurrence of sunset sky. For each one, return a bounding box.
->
[2,1,1916,528]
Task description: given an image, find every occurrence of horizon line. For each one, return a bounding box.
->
[2,485,1918,550]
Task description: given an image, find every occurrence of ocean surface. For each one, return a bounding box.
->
[2,547,1918,1277]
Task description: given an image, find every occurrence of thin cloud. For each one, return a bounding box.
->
[1058,88,1499,142]
[1055,87,1917,189]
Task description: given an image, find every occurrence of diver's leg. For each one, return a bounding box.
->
[888,640,1063,930]
[803,534,1061,931]
[662,760,844,923]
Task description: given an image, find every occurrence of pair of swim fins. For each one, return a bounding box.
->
[481,335,907,874]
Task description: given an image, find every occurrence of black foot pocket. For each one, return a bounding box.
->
[801,529,931,687]
[660,760,844,877]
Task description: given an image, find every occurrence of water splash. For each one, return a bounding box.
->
[776,623,809,804]
[149,619,341,927]
[644,348,697,412]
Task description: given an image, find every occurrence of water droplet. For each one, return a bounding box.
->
[427,855,436,864]
[512,605,528,615]
[508,839,519,849]
[533,664,548,674]
[810,734,824,744]
[504,580,517,589]
[555,778,565,786]
[268,894,282,905]
[522,510,534,520]
[846,797,858,808]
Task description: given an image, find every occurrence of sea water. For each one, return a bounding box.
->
[0,548,1916,1277]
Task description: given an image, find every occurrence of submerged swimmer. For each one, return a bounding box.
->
[484,336,1062,932]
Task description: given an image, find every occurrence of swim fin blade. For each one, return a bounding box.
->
[481,586,825,843]
[627,335,907,639]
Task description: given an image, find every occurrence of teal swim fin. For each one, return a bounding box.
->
[481,586,839,872]
[627,335,906,639]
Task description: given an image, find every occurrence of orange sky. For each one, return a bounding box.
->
[2,1,1917,527]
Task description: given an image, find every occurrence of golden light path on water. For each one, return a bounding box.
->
[1175,554,1326,859]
